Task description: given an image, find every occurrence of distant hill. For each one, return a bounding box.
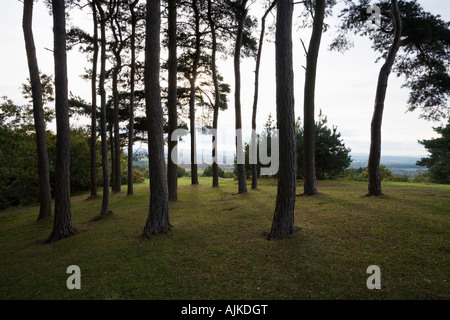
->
[350,153,427,177]
[135,152,428,177]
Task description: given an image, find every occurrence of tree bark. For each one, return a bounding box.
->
[96,0,110,216]
[127,0,138,196]
[167,0,178,200]
[251,0,277,189]
[22,0,52,221]
[90,0,98,197]
[143,0,170,238]
[235,0,248,194]
[269,0,297,241]
[207,0,220,188]
[111,1,123,194]
[189,0,201,185]
[303,0,325,196]
[368,0,402,196]
[48,0,73,242]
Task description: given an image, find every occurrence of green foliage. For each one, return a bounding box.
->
[177,166,189,178]
[356,164,394,181]
[202,164,226,178]
[0,127,99,210]
[296,112,352,179]
[234,113,352,180]
[121,169,145,184]
[417,120,450,184]
[331,0,450,121]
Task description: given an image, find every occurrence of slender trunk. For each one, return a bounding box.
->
[48,0,73,242]
[111,4,122,193]
[112,70,121,193]
[251,0,277,189]
[207,0,220,187]
[96,0,110,216]
[110,124,114,186]
[143,0,170,238]
[368,0,402,196]
[269,0,297,240]
[90,1,98,197]
[189,0,201,185]
[22,0,52,221]
[235,0,248,194]
[127,0,138,196]
[167,0,178,200]
[303,0,325,196]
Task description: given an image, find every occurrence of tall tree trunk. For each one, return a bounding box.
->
[189,0,201,185]
[368,0,402,196]
[269,0,297,240]
[235,0,248,194]
[207,0,220,188]
[303,0,325,196]
[167,0,178,200]
[48,0,73,242]
[90,0,99,197]
[251,0,278,190]
[22,0,52,221]
[111,3,122,194]
[96,0,110,216]
[143,0,170,238]
[127,0,138,196]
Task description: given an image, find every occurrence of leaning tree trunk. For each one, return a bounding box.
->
[303,0,325,196]
[48,0,73,242]
[234,0,248,194]
[251,0,277,189]
[22,0,52,221]
[90,0,99,197]
[96,0,110,216]
[167,0,178,200]
[207,0,220,188]
[368,0,402,196]
[269,0,297,240]
[143,0,170,238]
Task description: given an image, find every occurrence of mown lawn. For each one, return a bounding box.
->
[0,178,449,299]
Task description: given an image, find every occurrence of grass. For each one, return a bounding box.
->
[0,177,449,300]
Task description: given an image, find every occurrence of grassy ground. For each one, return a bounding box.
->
[0,178,449,300]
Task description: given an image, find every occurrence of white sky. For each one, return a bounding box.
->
[1,0,449,158]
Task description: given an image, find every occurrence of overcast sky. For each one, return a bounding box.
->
[1,0,449,159]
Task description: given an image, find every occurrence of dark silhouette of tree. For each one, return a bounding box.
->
[234,0,249,194]
[367,0,402,196]
[143,0,170,238]
[303,0,326,196]
[96,0,110,216]
[167,0,178,200]
[90,0,99,198]
[331,0,450,195]
[110,0,126,193]
[22,0,52,221]
[47,0,73,242]
[127,1,140,196]
[207,0,221,188]
[417,120,450,184]
[269,0,297,240]
[251,0,277,189]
